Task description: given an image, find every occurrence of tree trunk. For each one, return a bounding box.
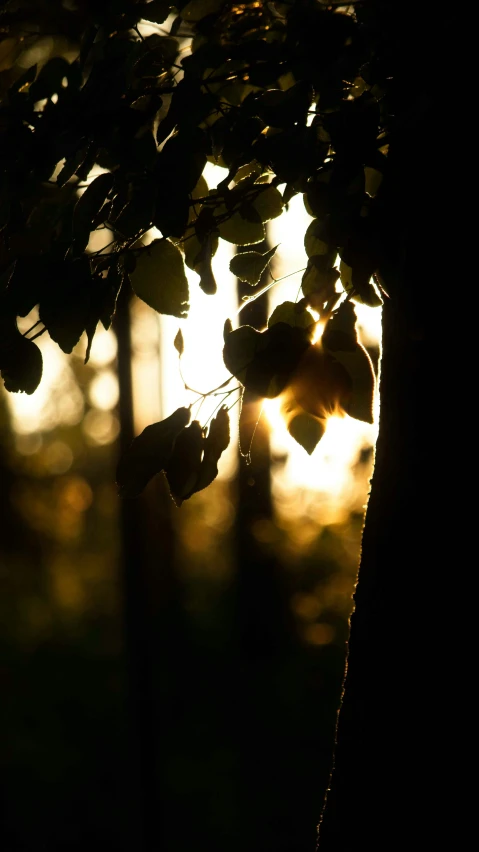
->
[318,9,465,846]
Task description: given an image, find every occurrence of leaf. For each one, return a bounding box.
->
[154,190,190,240]
[112,182,157,238]
[217,207,265,245]
[223,325,261,384]
[98,263,123,331]
[304,219,330,258]
[6,257,47,317]
[255,83,313,128]
[229,245,278,286]
[302,259,340,308]
[288,412,325,455]
[56,146,89,188]
[198,252,217,295]
[165,420,204,507]
[130,239,189,318]
[116,407,191,498]
[268,300,315,332]
[193,232,218,295]
[278,386,325,454]
[71,173,114,255]
[174,328,184,356]
[223,322,310,398]
[39,257,94,354]
[192,406,230,494]
[339,260,382,307]
[223,318,233,340]
[322,302,375,424]
[0,322,43,395]
[183,231,216,271]
[251,186,283,222]
[290,343,353,420]
[139,1,171,24]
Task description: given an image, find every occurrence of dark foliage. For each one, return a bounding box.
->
[0,0,387,490]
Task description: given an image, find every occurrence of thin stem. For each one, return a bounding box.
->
[227,393,243,415]
[235,266,307,315]
[22,319,42,337]
[29,328,47,342]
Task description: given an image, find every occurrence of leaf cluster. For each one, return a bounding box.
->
[0,0,389,493]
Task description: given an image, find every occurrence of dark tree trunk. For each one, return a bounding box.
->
[318,9,465,846]
[114,283,160,850]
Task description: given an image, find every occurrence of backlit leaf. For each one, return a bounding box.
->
[268,300,315,332]
[288,411,325,455]
[322,302,376,423]
[252,186,283,222]
[224,322,310,398]
[130,239,189,318]
[217,207,265,245]
[229,245,278,286]
[192,406,230,494]
[165,420,204,506]
[304,219,330,258]
[174,328,184,356]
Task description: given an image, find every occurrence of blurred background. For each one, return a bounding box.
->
[0,11,381,851]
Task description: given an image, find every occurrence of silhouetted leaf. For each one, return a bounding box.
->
[98,263,123,330]
[130,239,189,318]
[71,173,114,255]
[6,257,47,317]
[192,406,230,494]
[56,147,89,188]
[0,321,43,394]
[117,406,191,498]
[322,301,375,423]
[268,301,315,333]
[229,245,278,286]
[223,318,233,340]
[165,420,204,506]
[113,181,157,237]
[251,186,283,222]
[302,258,340,309]
[39,257,95,353]
[290,343,353,420]
[29,57,74,102]
[304,219,330,258]
[139,1,171,24]
[183,231,218,271]
[223,324,261,384]
[217,208,265,245]
[288,411,325,455]
[198,252,217,294]
[224,322,310,398]
[189,232,217,294]
[255,83,313,128]
[174,328,184,356]
[154,190,190,239]
[339,259,382,307]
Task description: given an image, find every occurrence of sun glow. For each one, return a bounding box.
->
[4,164,381,510]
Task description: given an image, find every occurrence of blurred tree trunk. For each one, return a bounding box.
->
[115,282,159,850]
[233,240,299,849]
[318,8,463,847]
